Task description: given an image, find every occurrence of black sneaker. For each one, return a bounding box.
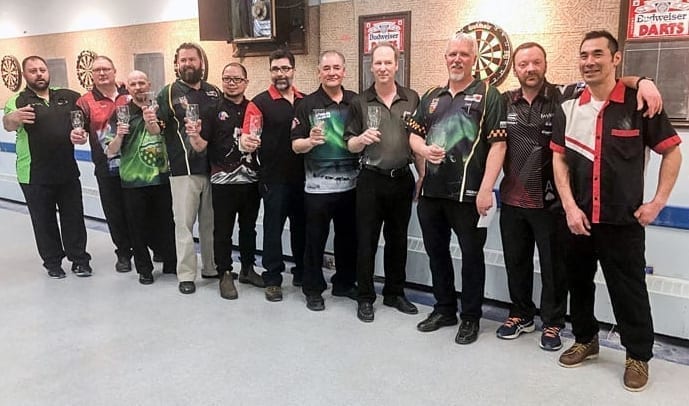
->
[138,272,154,285]
[178,281,196,294]
[71,263,92,277]
[540,326,563,351]
[455,319,479,345]
[47,267,66,279]
[306,295,325,311]
[496,317,535,339]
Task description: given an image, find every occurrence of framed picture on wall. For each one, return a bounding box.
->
[230,0,276,43]
[358,12,411,92]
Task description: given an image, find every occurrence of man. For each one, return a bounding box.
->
[344,42,420,322]
[2,56,92,278]
[207,62,263,300]
[552,30,681,392]
[496,42,664,351]
[104,70,176,285]
[408,33,506,345]
[291,50,359,311]
[157,42,220,294]
[240,49,305,302]
[75,55,133,273]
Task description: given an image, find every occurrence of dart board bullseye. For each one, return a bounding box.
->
[459,21,512,86]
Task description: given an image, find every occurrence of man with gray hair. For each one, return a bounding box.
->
[409,32,506,344]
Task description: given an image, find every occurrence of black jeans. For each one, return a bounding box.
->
[564,223,653,362]
[499,204,567,327]
[356,169,413,303]
[417,197,486,321]
[96,174,132,259]
[20,179,91,270]
[122,184,176,275]
[302,190,357,296]
[212,182,261,273]
[260,182,305,287]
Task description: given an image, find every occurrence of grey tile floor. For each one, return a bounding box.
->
[1,205,688,405]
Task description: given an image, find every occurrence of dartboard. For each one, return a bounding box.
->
[76,50,97,90]
[1,55,21,92]
[459,21,512,86]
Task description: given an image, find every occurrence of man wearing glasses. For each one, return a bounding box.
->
[74,55,133,274]
[241,49,305,302]
[203,62,263,299]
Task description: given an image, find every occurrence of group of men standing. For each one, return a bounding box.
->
[3,29,680,392]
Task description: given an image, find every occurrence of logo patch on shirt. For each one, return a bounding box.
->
[177,96,189,109]
[218,111,229,121]
[292,117,300,130]
[206,90,219,98]
[429,98,439,114]
[464,94,483,103]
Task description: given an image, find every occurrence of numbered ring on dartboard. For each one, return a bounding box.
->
[1,55,22,92]
[76,50,97,91]
[459,21,512,86]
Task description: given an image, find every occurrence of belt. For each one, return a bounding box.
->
[363,164,410,178]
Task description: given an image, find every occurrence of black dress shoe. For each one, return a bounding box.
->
[71,263,93,277]
[306,295,325,311]
[201,273,220,279]
[179,281,196,294]
[417,312,458,332]
[139,272,154,285]
[357,302,374,322]
[47,267,66,279]
[455,319,480,345]
[115,255,132,273]
[383,295,418,314]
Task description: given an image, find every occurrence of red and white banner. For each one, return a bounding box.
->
[363,18,405,54]
[628,0,689,39]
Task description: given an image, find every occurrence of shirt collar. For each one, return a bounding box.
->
[578,80,625,106]
[364,82,407,102]
[268,84,304,100]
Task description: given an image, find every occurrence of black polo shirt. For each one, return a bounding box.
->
[291,85,359,193]
[4,87,80,184]
[243,85,304,184]
[157,79,220,176]
[343,83,419,170]
[407,79,506,202]
[207,96,259,184]
[551,80,681,224]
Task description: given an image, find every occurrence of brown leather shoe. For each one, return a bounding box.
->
[219,271,238,300]
[623,357,649,392]
[558,335,599,367]
[265,286,283,302]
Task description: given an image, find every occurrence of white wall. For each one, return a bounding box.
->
[0,0,198,39]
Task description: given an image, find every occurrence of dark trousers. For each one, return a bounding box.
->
[212,182,261,273]
[260,182,306,287]
[122,184,176,275]
[96,174,132,258]
[356,169,413,303]
[302,190,357,296]
[20,179,91,270]
[499,204,567,327]
[417,197,486,321]
[564,223,653,361]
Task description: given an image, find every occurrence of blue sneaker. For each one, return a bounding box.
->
[496,317,535,339]
[540,326,563,351]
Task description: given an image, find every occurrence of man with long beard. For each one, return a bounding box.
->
[157,43,221,294]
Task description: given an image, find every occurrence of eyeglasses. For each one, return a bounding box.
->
[93,67,113,73]
[270,66,293,74]
[221,76,247,84]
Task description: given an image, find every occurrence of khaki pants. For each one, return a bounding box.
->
[169,174,215,282]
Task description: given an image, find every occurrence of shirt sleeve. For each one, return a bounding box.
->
[406,87,435,139]
[343,95,364,142]
[241,101,263,135]
[484,86,507,144]
[291,99,310,140]
[550,103,566,154]
[644,110,681,154]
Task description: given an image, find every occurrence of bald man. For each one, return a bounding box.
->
[105,70,176,284]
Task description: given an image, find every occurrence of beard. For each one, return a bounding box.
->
[29,78,49,92]
[179,66,203,84]
[272,77,292,91]
[449,72,464,82]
